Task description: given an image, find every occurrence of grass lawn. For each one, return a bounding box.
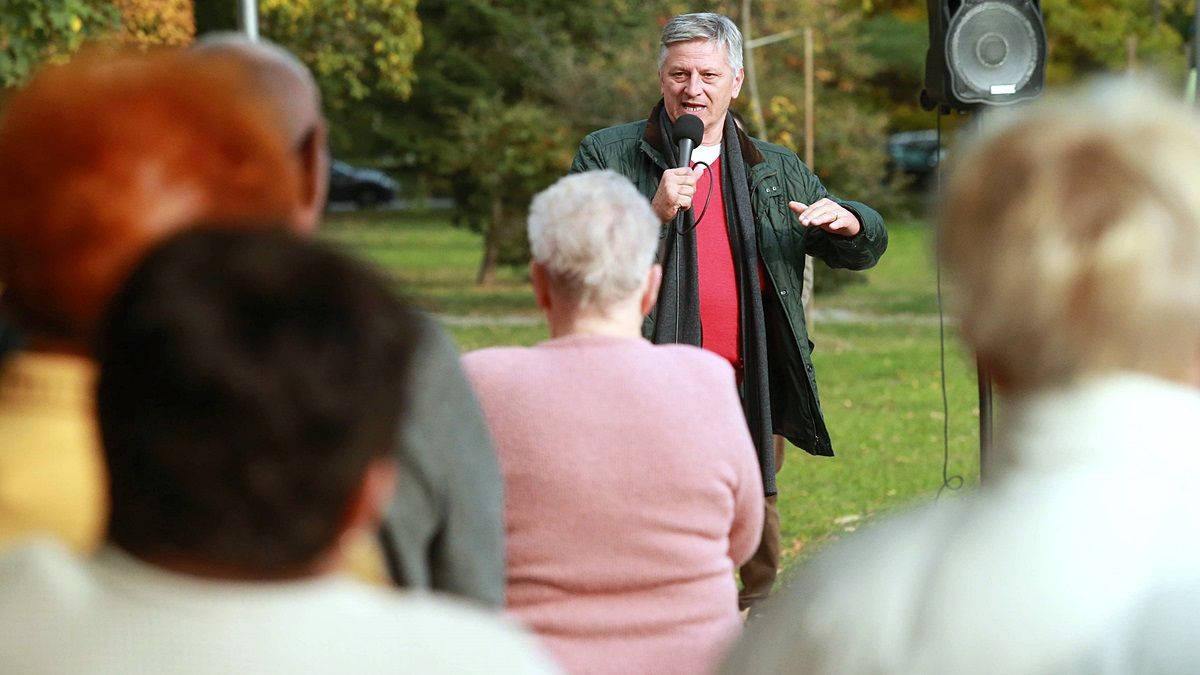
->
[323,208,981,572]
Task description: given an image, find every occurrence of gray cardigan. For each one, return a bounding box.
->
[378,313,505,607]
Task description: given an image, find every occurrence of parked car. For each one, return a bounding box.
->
[886,130,945,190]
[327,160,399,208]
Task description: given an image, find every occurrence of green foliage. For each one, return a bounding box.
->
[859,11,931,130]
[745,0,904,292]
[259,0,422,153]
[393,0,669,161]
[0,0,119,88]
[1042,0,1187,84]
[391,0,673,282]
[2,0,194,90]
[115,0,193,48]
[746,0,903,214]
[444,95,576,281]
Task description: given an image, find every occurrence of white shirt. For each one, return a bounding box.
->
[0,539,561,674]
[691,143,721,174]
[723,374,1200,675]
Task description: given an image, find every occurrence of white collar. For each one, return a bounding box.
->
[994,373,1200,475]
[691,143,721,168]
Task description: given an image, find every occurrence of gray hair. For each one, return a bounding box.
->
[658,13,744,73]
[528,171,660,308]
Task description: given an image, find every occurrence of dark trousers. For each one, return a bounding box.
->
[738,436,785,610]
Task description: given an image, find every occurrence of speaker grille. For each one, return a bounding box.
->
[947,1,1042,103]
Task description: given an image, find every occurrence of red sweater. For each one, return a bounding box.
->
[693,160,741,369]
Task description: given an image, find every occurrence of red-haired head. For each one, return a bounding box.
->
[0,48,302,352]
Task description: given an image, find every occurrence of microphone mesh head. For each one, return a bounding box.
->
[673,114,704,145]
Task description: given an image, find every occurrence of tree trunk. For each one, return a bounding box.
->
[476,197,502,286]
[741,0,769,139]
[194,0,238,34]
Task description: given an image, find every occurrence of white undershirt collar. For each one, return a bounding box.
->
[690,143,721,168]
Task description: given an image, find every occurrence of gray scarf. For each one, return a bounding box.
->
[651,104,777,495]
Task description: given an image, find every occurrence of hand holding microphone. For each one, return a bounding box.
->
[650,114,705,223]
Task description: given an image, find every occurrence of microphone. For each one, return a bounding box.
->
[672,114,704,169]
[670,114,704,233]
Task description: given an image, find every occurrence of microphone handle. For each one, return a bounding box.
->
[674,138,694,231]
[676,139,694,169]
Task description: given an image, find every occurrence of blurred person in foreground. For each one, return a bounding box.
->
[721,78,1200,674]
[0,49,301,552]
[191,34,506,605]
[0,228,558,675]
[569,12,887,611]
[462,170,764,674]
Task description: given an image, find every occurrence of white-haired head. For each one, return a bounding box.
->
[941,76,1200,391]
[659,13,743,73]
[528,170,660,309]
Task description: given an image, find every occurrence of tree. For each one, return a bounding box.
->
[115,0,193,48]
[1041,0,1187,84]
[747,0,899,208]
[1,0,199,91]
[0,0,119,88]
[396,0,671,284]
[445,96,575,284]
[258,0,422,155]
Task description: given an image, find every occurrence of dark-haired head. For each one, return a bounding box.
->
[96,227,417,577]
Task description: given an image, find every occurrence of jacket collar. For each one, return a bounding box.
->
[642,100,766,167]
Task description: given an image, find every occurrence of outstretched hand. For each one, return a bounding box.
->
[789,199,860,237]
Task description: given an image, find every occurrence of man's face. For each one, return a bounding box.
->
[659,39,744,146]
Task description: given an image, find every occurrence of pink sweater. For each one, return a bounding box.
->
[462,334,763,675]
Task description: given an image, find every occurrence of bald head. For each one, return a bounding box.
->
[192,34,329,232]
[192,34,320,144]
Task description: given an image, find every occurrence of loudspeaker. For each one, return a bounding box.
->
[921,0,1047,111]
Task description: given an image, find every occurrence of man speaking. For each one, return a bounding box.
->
[569,12,887,612]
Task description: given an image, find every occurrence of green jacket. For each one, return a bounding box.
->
[569,112,887,457]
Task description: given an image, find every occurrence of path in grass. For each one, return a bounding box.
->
[436,307,949,327]
[324,209,980,573]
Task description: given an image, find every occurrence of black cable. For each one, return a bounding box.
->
[935,109,964,500]
[675,161,714,234]
[671,160,713,344]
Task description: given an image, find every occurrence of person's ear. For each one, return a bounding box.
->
[530,261,553,312]
[640,264,663,317]
[338,457,398,544]
[294,121,329,234]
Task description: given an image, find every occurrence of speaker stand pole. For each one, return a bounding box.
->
[977,359,993,482]
[971,107,996,484]
[1187,0,1199,105]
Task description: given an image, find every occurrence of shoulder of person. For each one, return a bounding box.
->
[460,346,535,378]
[748,136,807,168]
[652,342,737,378]
[724,500,968,674]
[580,120,647,150]
[0,538,95,652]
[0,537,89,596]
